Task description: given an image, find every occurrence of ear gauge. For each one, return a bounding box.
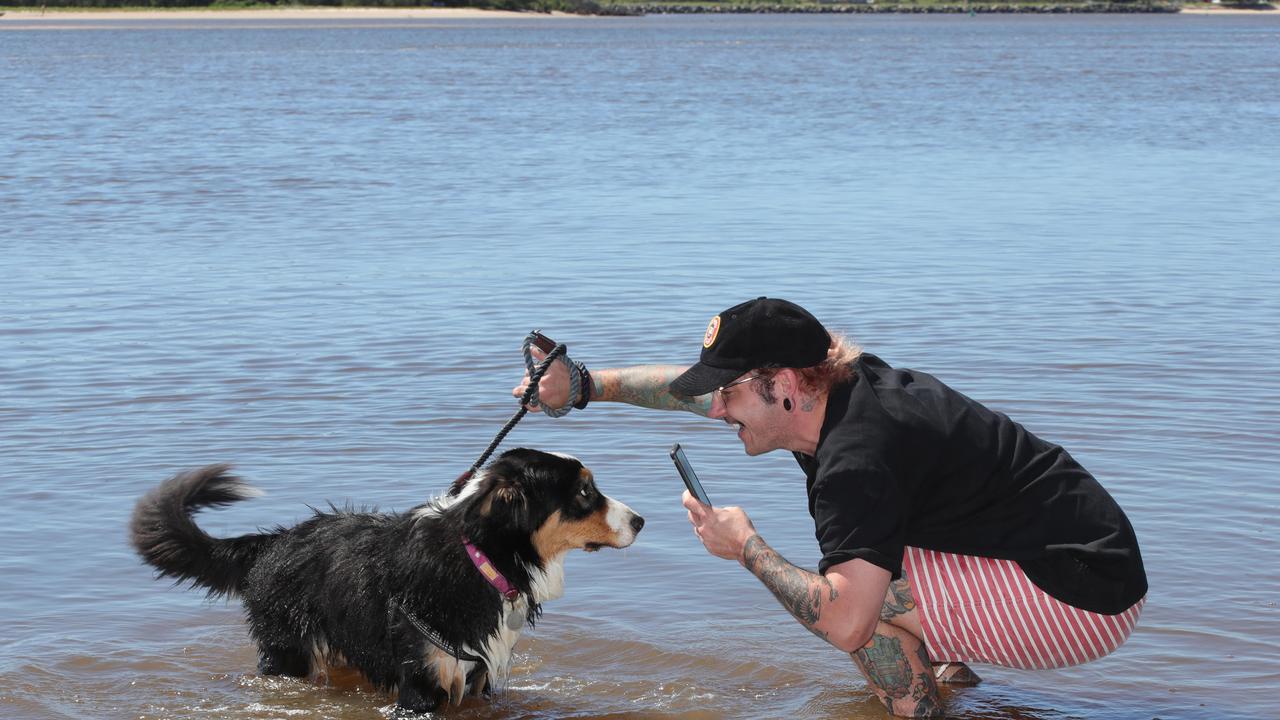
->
[783,398,793,412]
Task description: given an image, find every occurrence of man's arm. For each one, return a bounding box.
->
[741,535,890,653]
[514,347,710,416]
[742,534,836,641]
[682,493,888,653]
[592,366,710,415]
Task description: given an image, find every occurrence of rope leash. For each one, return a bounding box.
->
[415,332,585,669]
[521,333,583,419]
[450,331,579,494]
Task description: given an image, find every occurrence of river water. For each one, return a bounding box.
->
[2,11,1277,720]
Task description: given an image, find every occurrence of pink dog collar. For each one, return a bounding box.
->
[463,538,519,601]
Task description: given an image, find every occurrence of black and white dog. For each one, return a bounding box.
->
[130,448,644,713]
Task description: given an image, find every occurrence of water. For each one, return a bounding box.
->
[3,12,1278,720]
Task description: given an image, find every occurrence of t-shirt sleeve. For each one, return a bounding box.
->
[811,465,906,578]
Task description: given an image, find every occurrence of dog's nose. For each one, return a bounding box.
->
[630,514,645,534]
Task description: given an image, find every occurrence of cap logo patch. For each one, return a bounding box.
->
[703,315,721,348]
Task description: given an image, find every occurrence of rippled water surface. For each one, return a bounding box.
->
[2,12,1278,720]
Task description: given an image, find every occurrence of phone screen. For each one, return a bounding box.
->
[670,443,712,506]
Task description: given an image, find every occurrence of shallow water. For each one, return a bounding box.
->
[2,12,1278,720]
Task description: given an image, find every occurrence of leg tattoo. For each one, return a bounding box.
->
[853,634,915,702]
[851,627,942,718]
[880,578,917,623]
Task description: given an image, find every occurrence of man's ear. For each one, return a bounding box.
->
[775,368,798,398]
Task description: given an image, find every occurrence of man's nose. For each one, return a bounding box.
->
[708,394,727,419]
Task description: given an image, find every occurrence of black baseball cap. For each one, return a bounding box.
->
[668,297,832,398]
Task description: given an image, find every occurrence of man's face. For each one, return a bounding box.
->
[708,372,787,456]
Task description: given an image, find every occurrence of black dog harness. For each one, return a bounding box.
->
[392,596,486,665]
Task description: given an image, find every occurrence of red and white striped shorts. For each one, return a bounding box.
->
[901,547,1144,669]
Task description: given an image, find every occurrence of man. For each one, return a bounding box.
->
[513,297,1146,718]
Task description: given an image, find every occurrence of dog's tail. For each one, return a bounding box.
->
[130,464,272,599]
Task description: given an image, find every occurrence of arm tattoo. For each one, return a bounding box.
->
[742,534,837,642]
[595,366,711,415]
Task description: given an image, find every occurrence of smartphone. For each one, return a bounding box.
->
[530,330,556,353]
[670,443,712,507]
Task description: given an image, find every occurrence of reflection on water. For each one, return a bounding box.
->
[2,12,1278,720]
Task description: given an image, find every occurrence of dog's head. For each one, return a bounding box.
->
[459,448,643,563]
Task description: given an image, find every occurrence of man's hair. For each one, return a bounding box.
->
[752,332,861,403]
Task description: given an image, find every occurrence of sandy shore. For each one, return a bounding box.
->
[1178,5,1277,12]
[0,7,569,21]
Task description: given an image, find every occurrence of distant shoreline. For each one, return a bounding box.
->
[0,7,567,21]
[0,3,1275,20]
[1178,3,1276,10]
[608,1,1278,14]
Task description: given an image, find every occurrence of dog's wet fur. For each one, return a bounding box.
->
[130,448,643,713]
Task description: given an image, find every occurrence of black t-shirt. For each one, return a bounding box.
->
[795,353,1147,615]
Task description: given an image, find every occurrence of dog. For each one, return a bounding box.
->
[130,448,644,714]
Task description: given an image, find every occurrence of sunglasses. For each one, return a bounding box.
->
[713,373,763,402]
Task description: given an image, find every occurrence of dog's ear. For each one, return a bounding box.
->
[490,477,525,509]
[477,473,530,529]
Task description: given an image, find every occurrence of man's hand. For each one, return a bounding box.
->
[682,491,758,564]
[511,346,570,412]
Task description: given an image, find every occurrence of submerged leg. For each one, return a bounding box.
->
[846,576,944,717]
[394,660,443,714]
[466,664,490,697]
[850,623,942,718]
[257,645,310,678]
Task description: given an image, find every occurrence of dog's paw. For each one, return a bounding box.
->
[389,692,440,716]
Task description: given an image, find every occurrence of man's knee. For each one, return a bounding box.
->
[880,577,926,640]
